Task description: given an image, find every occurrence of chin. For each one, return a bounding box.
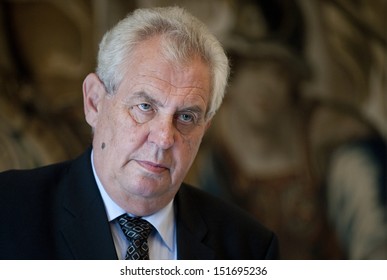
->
[127,177,171,197]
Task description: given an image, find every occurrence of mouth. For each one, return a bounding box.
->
[136,160,169,174]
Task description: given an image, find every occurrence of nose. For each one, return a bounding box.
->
[148,115,176,150]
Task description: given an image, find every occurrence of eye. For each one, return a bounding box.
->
[174,112,201,134]
[138,103,153,112]
[129,103,155,124]
[177,113,195,124]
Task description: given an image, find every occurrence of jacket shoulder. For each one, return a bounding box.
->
[0,149,94,259]
[1,159,70,186]
[0,161,71,195]
[177,184,279,259]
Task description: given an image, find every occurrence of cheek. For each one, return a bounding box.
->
[179,130,204,162]
[95,108,139,151]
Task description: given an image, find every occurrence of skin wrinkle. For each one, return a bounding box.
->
[121,40,210,114]
[84,36,211,216]
[120,65,208,135]
[122,94,206,134]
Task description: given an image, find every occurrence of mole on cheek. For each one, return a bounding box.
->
[101,142,106,150]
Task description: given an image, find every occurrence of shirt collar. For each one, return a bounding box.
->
[91,150,175,251]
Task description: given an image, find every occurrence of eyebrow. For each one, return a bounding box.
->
[131,91,205,115]
[131,91,163,107]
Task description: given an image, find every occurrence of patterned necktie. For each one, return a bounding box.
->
[118,214,154,260]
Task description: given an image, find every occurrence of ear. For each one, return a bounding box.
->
[83,73,106,128]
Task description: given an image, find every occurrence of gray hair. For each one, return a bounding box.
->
[96,6,229,119]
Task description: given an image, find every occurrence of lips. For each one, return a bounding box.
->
[136,160,169,174]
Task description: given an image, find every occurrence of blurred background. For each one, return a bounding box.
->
[0,0,385,259]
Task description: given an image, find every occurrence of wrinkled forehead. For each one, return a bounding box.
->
[114,36,211,111]
[124,36,209,84]
[128,34,209,70]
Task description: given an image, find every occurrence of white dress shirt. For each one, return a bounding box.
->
[91,151,177,260]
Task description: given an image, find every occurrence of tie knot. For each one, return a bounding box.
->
[118,214,154,241]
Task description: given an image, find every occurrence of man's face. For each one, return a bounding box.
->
[84,36,211,215]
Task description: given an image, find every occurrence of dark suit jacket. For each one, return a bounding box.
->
[0,148,279,259]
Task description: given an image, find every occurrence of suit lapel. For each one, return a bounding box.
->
[57,148,117,259]
[56,149,214,259]
[175,185,215,260]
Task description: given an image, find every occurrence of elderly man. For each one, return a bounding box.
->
[0,6,278,260]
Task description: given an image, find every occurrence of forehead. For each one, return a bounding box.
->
[116,36,211,103]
